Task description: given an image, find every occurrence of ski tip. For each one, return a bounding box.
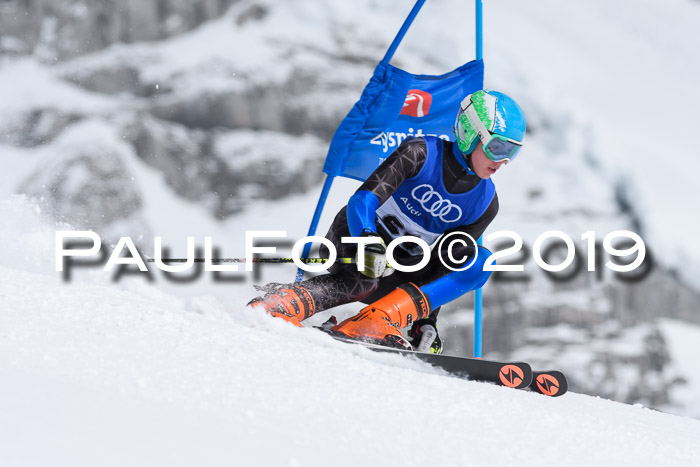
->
[531,371,568,397]
[497,362,533,389]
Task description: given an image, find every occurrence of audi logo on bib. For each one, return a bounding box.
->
[411,184,463,223]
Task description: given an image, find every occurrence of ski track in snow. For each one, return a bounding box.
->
[1,257,700,466]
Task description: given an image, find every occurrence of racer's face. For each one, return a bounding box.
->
[471,141,508,179]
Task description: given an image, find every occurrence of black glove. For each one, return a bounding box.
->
[409,316,443,354]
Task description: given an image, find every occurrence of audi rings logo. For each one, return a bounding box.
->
[411,184,463,223]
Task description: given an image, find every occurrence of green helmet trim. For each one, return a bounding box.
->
[455,90,496,154]
[455,90,498,153]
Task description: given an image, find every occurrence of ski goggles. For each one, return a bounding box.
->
[461,97,523,163]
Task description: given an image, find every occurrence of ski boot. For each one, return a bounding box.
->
[247,285,316,327]
[408,315,443,354]
[330,282,431,350]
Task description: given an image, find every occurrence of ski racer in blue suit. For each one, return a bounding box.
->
[249,90,527,353]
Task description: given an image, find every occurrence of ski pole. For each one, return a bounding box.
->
[144,257,355,264]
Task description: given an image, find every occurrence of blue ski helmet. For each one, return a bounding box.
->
[455,90,527,158]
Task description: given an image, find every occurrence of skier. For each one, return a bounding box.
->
[249,89,526,353]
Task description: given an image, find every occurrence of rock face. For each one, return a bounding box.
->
[9,108,82,147]
[146,85,346,139]
[2,1,337,231]
[0,0,241,60]
[121,113,327,217]
[19,145,142,230]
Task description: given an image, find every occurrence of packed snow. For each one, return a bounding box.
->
[1,197,700,466]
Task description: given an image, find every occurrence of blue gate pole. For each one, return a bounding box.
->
[383,0,427,63]
[295,0,427,282]
[295,174,335,282]
[473,0,484,358]
[476,0,483,60]
[474,237,484,358]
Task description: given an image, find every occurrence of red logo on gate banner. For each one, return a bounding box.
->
[400,89,432,117]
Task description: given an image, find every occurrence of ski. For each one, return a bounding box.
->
[530,370,568,397]
[321,330,533,390]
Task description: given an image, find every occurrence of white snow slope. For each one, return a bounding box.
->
[2,198,700,467]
